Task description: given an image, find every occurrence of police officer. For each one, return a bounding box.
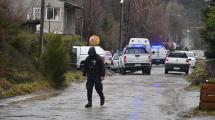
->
[83,47,105,108]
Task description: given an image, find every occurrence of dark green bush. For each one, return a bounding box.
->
[42,34,69,88]
[29,38,41,69]
[201,2,215,59]
[62,35,86,47]
[9,31,37,56]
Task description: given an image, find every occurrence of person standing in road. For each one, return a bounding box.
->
[83,47,105,108]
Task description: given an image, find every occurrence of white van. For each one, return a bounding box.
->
[72,46,106,69]
[129,38,150,46]
[151,46,167,64]
[129,38,151,52]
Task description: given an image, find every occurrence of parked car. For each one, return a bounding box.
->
[72,46,105,69]
[110,53,120,72]
[119,44,152,75]
[180,51,196,68]
[105,51,112,68]
[165,51,190,74]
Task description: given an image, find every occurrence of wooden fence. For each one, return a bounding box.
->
[200,83,215,110]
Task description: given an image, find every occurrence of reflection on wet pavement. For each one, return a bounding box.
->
[0,66,214,120]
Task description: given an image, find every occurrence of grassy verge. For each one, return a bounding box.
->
[187,60,215,88]
[191,107,215,116]
[0,80,51,99]
[0,71,85,99]
[64,71,86,85]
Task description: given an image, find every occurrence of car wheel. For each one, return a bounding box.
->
[165,69,168,74]
[146,69,151,75]
[120,68,126,75]
[185,69,189,75]
[119,68,122,74]
[142,70,145,75]
[122,68,126,75]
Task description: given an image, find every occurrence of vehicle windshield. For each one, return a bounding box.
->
[186,52,194,57]
[168,53,187,58]
[105,51,112,56]
[152,48,166,54]
[125,47,148,54]
[113,54,119,60]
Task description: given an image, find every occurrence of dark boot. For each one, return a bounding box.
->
[85,102,92,108]
[100,98,105,106]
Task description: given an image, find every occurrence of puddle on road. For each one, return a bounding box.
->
[130,96,144,120]
[153,83,161,88]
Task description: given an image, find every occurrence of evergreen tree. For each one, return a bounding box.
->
[201,1,215,58]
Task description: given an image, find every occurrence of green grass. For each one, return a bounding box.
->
[185,85,201,91]
[208,77,215,83]
[187,60,212,85]
[0,71,85,99]
[64,71,86,85]
[1,80,51,98]
[192,107,215,116]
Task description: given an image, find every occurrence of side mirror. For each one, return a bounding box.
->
[189,58,191,61]
[152,51,155,54]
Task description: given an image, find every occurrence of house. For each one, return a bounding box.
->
[21,0,81,34]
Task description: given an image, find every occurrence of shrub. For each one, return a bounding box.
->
[187,61,210,85]
[9,30,38,56]
[64,71,85,85]
[42,34,69,88]
[62,35,86,47]
[29,38,41,69]
[201,2,215,59]
[0,79,12,90]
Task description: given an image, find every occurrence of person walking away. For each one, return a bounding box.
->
[83,47,105,108]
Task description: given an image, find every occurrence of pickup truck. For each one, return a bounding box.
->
[119,45,152,75]
[165,51,190,74]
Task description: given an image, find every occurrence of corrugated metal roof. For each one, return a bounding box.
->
[60,0,81,8]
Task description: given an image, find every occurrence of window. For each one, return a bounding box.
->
[168,53,188,58]
[186,52,194,57]
[33,8,41,20]
[113,54,119,60]
[46,7,61,21]
[125,47,148,54]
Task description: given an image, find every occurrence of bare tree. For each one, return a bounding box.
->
[166,0,184,44]
[127,0,169,43]
[81,0,104,41]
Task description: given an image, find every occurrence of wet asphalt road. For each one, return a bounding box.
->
[0,65,215,120]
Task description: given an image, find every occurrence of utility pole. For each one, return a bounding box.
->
[40,0,45,54]
[119,0,124,50]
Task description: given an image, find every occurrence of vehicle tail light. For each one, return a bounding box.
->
[101,56,105,64]
[124,56,127,63]
[186,59,190,65]
[111,60,113,65]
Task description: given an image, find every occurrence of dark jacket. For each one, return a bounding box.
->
[83,54,105,77]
